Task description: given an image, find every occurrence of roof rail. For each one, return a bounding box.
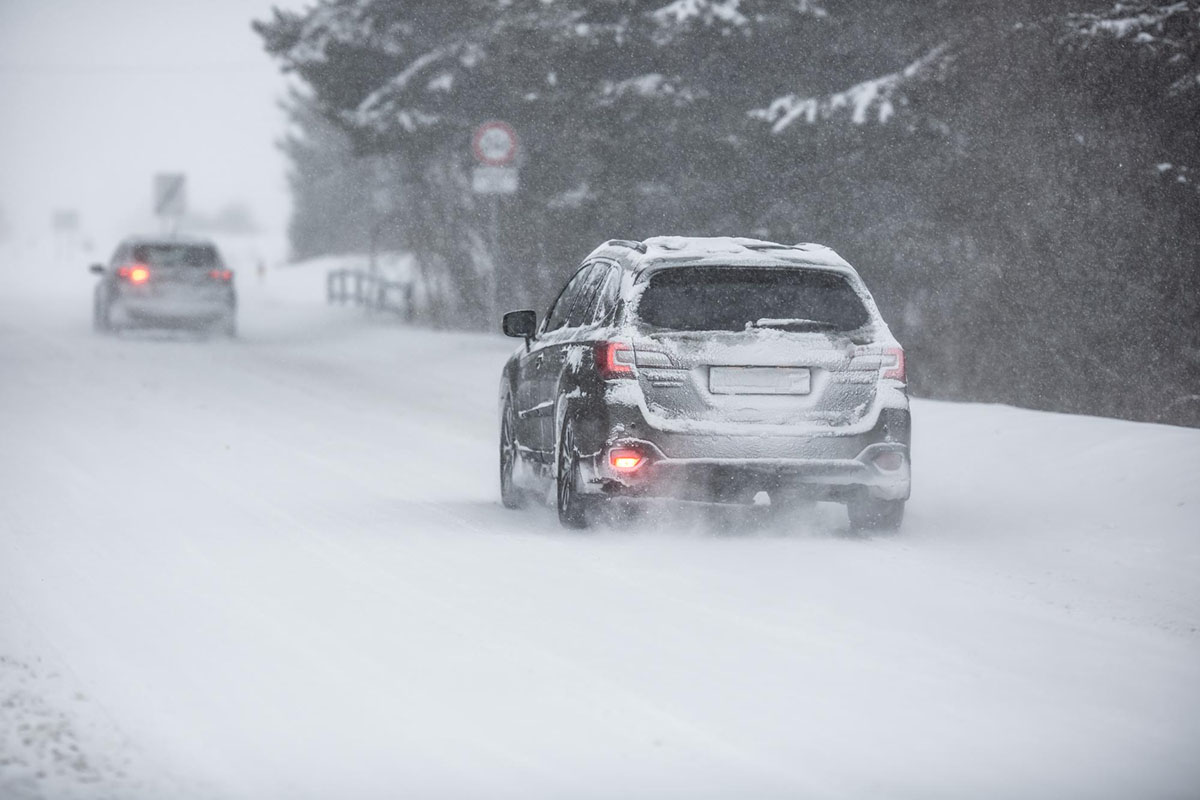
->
[602,238,647,254]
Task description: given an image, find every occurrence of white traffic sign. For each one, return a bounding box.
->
[472,165,519,195]
[154,173,186,217]
[472,121,518,167]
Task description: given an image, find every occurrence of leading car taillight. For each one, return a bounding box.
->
[209,269,233,281]
[595,341,635,378]
[117,264,150,284]
[882,347,905,381]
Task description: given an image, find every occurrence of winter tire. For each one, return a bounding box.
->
[499,400,526,509]
[556,418,592,529]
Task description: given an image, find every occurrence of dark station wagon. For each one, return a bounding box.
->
[498,236,910,530]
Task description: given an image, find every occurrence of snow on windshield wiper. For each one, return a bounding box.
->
[749,318,840,331]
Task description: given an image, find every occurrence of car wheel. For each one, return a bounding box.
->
[499,400,526,509]
[556,418,592,529]
[847,498,905,531]
[220,314,237,338]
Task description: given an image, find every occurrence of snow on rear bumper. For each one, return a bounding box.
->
[580,441,910,502]
[576,382,911,502]
[114,297,233,324]
[579,428,911,502]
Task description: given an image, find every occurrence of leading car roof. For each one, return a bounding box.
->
[119,235,218,248]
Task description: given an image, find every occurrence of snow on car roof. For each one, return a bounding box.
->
[642,236,847,263]
[585,236,858,277]
[630,236,855,276]
[118,234,218,247]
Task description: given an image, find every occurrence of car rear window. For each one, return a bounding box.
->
[131,243,221,268]
[635,267,871,332]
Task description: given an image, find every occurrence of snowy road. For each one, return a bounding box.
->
[2,262,1198,799]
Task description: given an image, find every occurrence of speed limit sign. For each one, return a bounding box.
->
[472,121,519,167]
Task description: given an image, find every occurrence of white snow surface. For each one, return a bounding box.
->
[2,254,1199,799]
[652,0,828,28]
[653,0,750,28]
[1068,2,1192,41]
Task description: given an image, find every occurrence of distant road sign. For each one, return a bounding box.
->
[472,121,518,167]
[472,165,519,195]
[154,173,186,217]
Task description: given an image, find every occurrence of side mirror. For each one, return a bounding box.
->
[502,309,537,339]
[88,263,105,275]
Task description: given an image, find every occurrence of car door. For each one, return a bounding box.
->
[543,264,615,443]
[522,265,591,454]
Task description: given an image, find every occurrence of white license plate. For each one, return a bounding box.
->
[709,366,812,395]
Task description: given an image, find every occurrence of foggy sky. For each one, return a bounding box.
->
[0,0,304,259]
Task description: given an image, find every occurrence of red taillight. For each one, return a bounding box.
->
[609,448,644,471]
[882,347,905,381]
[118,264,150,284]
[209,269,232,281]
[595,342,635,378]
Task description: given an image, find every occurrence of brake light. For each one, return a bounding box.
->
[209,269,233,281]
[609,448,644,471]
[117,264,150,284]
[595,342,635,378]
[882,347,905,381]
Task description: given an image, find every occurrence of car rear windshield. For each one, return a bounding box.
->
[635,267,872,332]
[131,243,221,268]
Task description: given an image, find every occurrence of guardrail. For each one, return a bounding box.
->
[326,269,414,319]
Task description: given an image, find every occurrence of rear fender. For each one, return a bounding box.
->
[553,369,606,470]
[498,365,516,419]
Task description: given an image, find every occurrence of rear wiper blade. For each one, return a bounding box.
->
[749,317,841,332]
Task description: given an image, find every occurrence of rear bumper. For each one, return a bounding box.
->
[578,406,911,503]
[113,296,234,326]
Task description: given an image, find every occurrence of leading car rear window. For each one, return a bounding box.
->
[635,267,871,332]
[131,244,221,268]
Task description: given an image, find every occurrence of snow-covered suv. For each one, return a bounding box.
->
[498,237,910,530]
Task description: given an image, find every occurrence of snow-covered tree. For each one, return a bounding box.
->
[256,0,1200,425]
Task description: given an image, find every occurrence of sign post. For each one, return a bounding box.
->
[471,121,519,325]
[153,172,186,235]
